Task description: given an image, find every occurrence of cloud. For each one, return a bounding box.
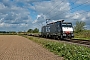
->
[69,0,90,4]
[32,0,70,22]
[0,0,90,31]
[30,0,90,30]
[76,0,90,4]
[0,0,33,31]
[33,14,46,23]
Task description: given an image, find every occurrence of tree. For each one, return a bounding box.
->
[33,28,39,33]
[74,21,85,33]
[27,29,33,33]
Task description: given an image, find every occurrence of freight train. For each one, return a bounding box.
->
[41,20,74,39]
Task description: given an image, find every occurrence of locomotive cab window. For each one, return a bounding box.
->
[62,23,72,27]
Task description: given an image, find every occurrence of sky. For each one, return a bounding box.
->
[0,0,90,32]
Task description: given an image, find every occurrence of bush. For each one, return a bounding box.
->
[74,30,90,39]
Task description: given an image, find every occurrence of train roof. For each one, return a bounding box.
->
[42,22,72,27]
[47,21,72,25]
[62,22,72,24]
[47,20,64,24]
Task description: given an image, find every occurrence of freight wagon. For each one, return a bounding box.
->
[41,20,74,39]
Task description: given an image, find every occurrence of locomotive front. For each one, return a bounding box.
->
[61,22,74,39]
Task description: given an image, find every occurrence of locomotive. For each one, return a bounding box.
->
[41,20,74,39]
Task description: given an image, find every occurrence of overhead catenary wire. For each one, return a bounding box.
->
[39,0,90,26]
[39,0,66,25]
[66,10,90,21]
[45,0,78,16]
[36,0,78,26]
[50,0,90,20]
[66,5,90,19]
[45,0,77,17]
[45,0,65,16]
[44,0,78,24]
[70,0,90,11]
[60,1,90,20]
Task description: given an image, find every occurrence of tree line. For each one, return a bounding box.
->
[0,31,16,33]
[27,28,39,33]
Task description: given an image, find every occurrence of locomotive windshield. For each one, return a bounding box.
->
[62,23,72,27]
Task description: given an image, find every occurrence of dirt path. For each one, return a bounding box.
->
[0,35,63,60]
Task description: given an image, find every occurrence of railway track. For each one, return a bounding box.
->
[67,39,90,45]
[63,39,90,46]
[27,34,90,47]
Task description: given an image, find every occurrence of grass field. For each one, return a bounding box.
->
[74,30,90,40]
[24,35,90,60]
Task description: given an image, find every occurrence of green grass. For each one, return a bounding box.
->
[74,30,90,40]
[73,38,90,40]
[24,35,90,60]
